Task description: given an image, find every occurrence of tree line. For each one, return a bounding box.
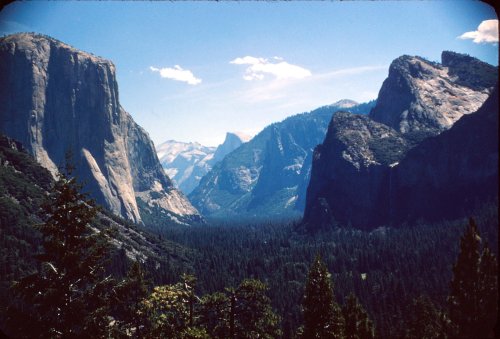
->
[2,170,498,338]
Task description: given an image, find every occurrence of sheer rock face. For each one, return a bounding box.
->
[0,33,202,225]
[303,112,408,230]
[304,52,497,231]
[212,132,250,164]
[369,52,496,134]
[304,89,498,231]
[390,86,498,225]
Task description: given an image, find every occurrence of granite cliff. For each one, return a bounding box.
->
[303,112,408,230]
[369,51,495,135]
[0,33,202,225]
[303,52,497,231]
[390,85,498,225]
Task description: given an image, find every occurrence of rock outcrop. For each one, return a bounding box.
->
[303,51,498,231]
[303,112,408,230]
[189,101,376,220]
[212,132,250,163]
[369,52,495,135]
[0,33,202,225]
[390,85,498,225]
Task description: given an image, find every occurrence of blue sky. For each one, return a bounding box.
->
[0,1,498,146]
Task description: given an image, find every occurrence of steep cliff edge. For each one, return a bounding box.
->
[390,86,498,225]
[304,89,498,231]
[303,112,408,230]
[304,52,497,231]
[369,52,496,135]
[0,33,202,225]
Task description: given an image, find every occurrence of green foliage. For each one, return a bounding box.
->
[200,292,231,338]
[448,218,498,338]
[9,169,115,338]
[141,274,197,338]
[139,275,280,339]
[112,261,150,337]
[0,135,53,307]
[342,293,375,339]
[160,204,498,338]
[231,279,282,339]
[302,255,345,339]
[199,279,282,339]
[405,295,450,339]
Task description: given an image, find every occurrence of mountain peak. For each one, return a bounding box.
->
[225,131,251,143]
[441,50,498,91]
[156,132,249,195]
[212,131,249,163]
[369,51,496,134]
[330,99,359,109]
[1,32,112,68]
[441,50,479,66]
[189,101,375,219]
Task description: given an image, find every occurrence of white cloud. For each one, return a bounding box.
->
[150,65,202,85]
[230,56,312,81]
[236,64,387,103]
[458,19,499,44]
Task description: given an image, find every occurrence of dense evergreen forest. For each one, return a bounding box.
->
[1,161,497,338]
[156,205,498,338]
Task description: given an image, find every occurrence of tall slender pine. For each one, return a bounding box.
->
[302,255,345,339]
[448,218,498,338]
[13,166,114,338]
[342,293,375,339]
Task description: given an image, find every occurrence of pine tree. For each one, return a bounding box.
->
[12,166,114,338]
[476,243,498,338]
[448,218,481,337]
[200,292,231,338]
[302,255,345,339]
[405,295,448,339]
[342,293,375,339]
[233,279,282,339]
[448,218,498,338]
[199,279,281,339]
[113,261,149,337]
[141,273,207,338]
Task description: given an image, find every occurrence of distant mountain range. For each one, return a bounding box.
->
[0,33,203,226]
[156,132,250,195]
[304,51,498,231]
[189,100,376,220]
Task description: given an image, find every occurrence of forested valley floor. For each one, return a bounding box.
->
[1,158,497,338]
[157,203,498,338]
